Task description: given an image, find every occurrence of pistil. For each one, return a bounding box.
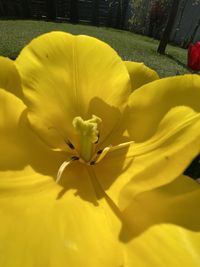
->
[72,115,102,162]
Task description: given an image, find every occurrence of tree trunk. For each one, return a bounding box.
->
[173,0,187,40]
[70,0,79,24]
[188,17,200,45]
[157,0,180,54]
[46,0,56,20]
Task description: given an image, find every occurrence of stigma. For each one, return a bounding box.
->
[72,115,102,162]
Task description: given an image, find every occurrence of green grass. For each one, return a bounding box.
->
[0,19,191,77]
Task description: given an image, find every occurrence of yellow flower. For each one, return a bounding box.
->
[0,32,200,266]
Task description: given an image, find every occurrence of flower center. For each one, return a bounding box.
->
[56,115,134,183]
[72,115,102,162]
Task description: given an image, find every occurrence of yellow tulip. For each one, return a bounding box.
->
[0,32,200,266]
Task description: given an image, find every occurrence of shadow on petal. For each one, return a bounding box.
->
[87,97,130,147]
[56,162,100,206]
[119,175,200,243]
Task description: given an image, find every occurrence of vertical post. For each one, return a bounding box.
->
[114,0,129,29]
[92,0,99,26]
[115,0,122,29]
[106,1,113,27]
[21,0,31,19]
[121,0,129,29]
[0,0,5,17]
[70,0,79,23]
[46,0,56,21]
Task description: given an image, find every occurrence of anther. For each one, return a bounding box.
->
[94,133,100,144]
[97,149,103,154]
[90,161,95,165]
[71,156,79,160]
[65,140,75,150]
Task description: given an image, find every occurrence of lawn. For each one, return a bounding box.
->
[0,19,191,77]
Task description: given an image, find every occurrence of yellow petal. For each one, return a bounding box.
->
[0,90,124,264]
[125,61,159,91]
[94,105,200,209]
[94,75,200,210]
[123,175,200,266]
[128,74,200,142]
[15,32,131,150]
[0,88,65,185]
[125,224,200,267]
[0,163,124,267]
[0,56,23,99]
[0,90,124,265]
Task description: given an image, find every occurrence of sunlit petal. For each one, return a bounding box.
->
[125,224,200,267]
[95,105,200,209]
[0,165,123,267]
[128,74,200,142]
[15,32,131,150]
[1,31,200,266]
[0,89,124,266]
[0,88,66,185]
[125,61,159,91]
[123,175,200,267]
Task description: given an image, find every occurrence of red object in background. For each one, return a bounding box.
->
[188,42,200,70]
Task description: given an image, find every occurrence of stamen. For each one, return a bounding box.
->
[56,156,79,183]
[109,141,134,152]
[94,141,134,164]
[56,140,134,183]
[95,146,112,163]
